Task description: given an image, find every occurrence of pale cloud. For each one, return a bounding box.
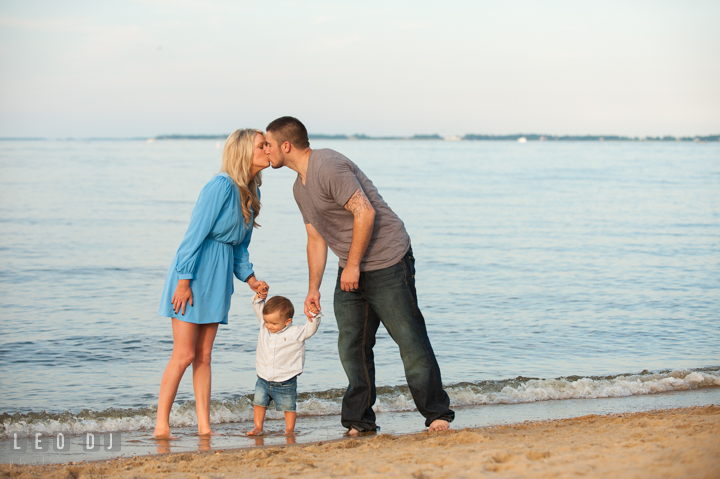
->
[303,33,367,54]
[0,15,91,32]
[312,15,338,25]
[0,14,149,39]
[394,20,427,31]
[0,14,156,70]
[130,0,246,13]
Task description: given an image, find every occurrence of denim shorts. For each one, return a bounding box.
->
[253,375,298,412]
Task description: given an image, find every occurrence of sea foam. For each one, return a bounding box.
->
[2,367,717,438]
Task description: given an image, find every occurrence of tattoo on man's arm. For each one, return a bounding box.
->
[344,189,372,216]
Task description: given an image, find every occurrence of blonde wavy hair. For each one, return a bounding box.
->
[220,129,263,228]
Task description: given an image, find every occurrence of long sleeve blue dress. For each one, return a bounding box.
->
[159,173,255,325]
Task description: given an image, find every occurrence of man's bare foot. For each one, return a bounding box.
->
[347,426,360,436]
[428,419,450,432]
[246,428,264,436]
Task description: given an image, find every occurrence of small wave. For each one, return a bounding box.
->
[2,367,718,438]
[446,368,720,406]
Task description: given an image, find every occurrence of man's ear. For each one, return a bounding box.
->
[282,141,291,153]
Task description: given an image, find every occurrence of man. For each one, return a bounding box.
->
[264,116,454,433]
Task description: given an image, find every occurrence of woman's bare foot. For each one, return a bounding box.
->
[198,429,217,436]
[428,419,450,432]
[284,429,295,436]
[247,428,264,436]
[153,426,171,439]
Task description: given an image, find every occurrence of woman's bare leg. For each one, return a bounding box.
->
[153,318,199,438]
[193,322,219,435]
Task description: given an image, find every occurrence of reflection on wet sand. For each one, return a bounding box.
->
[154,438,171,455]
[198,435,212,451]
[153,429,299,455]
[250,434,297,447]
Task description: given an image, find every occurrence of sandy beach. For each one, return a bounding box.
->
[2,405,718,479]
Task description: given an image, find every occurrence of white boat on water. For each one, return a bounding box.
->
[517,137,527,143]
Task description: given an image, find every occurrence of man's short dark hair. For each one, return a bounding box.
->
[262,295,295,319]
[266,116,310,149]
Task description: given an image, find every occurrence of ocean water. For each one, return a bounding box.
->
[0,139,718,459]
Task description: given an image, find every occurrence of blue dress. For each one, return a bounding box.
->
[159,173,255,325]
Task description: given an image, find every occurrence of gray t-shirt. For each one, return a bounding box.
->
[293,149,410,272]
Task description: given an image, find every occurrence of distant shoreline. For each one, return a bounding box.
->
[1,133,718,142]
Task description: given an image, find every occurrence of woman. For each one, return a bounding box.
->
[153,129,270,438]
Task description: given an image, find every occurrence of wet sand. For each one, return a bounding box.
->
[2,405,718,478]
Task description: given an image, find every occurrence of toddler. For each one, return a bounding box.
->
[247,294,321,436]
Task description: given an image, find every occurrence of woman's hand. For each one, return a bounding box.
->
[172,279,193,316]
[248,276,269,300]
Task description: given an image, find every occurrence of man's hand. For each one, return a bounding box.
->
[172,279,193,315]
[305,223,327,320]
[340,265,360,292]
[304,289,321,321]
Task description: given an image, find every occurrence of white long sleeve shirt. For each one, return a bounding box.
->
[252,297,321,382]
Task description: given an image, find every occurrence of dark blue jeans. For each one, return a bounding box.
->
[334,247,454,430]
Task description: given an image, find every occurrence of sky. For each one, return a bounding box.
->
[1,0,719,138]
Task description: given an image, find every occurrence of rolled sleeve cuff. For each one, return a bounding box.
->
[239,268,254,282]
[177,273,194,280]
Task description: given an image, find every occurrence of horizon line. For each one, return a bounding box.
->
[1,132,719,142]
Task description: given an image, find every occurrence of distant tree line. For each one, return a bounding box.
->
[155,134,228,140]
[462,134,720,142]
[3,133,718,142]
[145,133,720,142]
[308,134,444,140]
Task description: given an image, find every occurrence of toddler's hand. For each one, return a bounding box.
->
[307,302,319,321]
[304,290,321,320]
[256,281,269,300]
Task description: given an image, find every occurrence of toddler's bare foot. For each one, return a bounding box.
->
[428,419,450,432]
[247,428,264,436]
